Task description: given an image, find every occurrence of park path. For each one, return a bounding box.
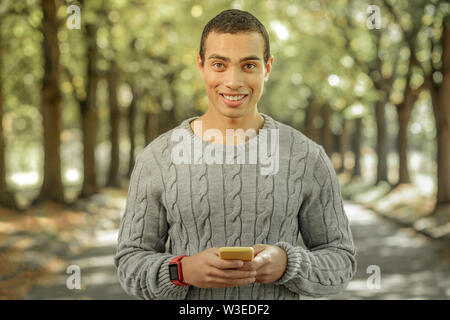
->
[309,202,450,300]
[23,201,450,300]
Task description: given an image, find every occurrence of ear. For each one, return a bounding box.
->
[197,53,204,80]
[264,56,274,82]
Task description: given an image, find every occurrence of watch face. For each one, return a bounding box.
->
[169,264,179,281]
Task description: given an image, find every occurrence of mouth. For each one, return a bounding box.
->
[219,93,248,107]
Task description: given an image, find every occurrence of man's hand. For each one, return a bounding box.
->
[236,244,288,284]
[181,247,256,288]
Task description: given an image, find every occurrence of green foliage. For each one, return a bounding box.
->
[0,0,447,189]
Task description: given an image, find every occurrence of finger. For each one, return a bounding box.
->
[211,269,257,280]
[210,257,244,270]
[236,260,257,271]
[254,254,269,265]
[238,255,268,271]
[208,247,220,255]
[212,277,256,288]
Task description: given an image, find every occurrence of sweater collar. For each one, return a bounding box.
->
[180,112,275,151]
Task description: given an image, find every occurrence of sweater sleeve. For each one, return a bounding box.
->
[273,145,357,297]
[114,149,189,300]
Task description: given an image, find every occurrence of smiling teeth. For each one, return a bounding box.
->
[223,95,245,101]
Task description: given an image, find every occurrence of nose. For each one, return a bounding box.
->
[223,67,243,89]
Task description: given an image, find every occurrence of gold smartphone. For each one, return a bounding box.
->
[219,247,254,261]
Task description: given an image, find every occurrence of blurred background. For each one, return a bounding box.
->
[0,0,449,300]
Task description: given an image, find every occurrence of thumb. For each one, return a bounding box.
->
[252,244,267,256]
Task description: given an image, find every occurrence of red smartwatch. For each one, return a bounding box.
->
[169,255,188,286]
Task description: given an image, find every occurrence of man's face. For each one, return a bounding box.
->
[197,31,273,119]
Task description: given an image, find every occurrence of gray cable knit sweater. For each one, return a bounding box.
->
[114,112,357,300]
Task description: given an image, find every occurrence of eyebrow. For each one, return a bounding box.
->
[207,54,261,63]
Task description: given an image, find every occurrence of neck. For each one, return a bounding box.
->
[191,107,265,145]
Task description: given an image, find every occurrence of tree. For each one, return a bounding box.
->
[0,4,18,209]
[321,102,334,156]
[424,14,450,218]
[352,117,363,177]
[127,84,137,178]
[79,21,100,198]
[394,49,423,185]
[337,1,398,185]
[337,115,349,173]
[370,28,392,185]
[106,58,121,187]
[65,0,102,198]
[36,0,65,204]
[383,0,427,186]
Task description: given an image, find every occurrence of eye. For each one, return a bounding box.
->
[245,64,256,70]
[212,62,224,69]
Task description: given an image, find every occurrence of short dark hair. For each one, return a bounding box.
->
[199,9,271,67]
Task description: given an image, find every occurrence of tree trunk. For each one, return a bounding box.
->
[304,103,320,143]
[352,117,362,178]
[429,18,450,217]
[396,99,412,184]
[145,111,159,145]
[159,107,177,134]
[337,117,348,173]
[37,0,65,204]
[395,73,421,186]
[127,87,137,178]
[304,104,313,139]
[321,103,333,157]
[375,100,389,184]
[0,23,18,209]
[106,59,121,188]
[371,29,391,186]
[79,24,99,198]
[395,45,423,185]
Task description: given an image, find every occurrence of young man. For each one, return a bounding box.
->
[114,9,357,300]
